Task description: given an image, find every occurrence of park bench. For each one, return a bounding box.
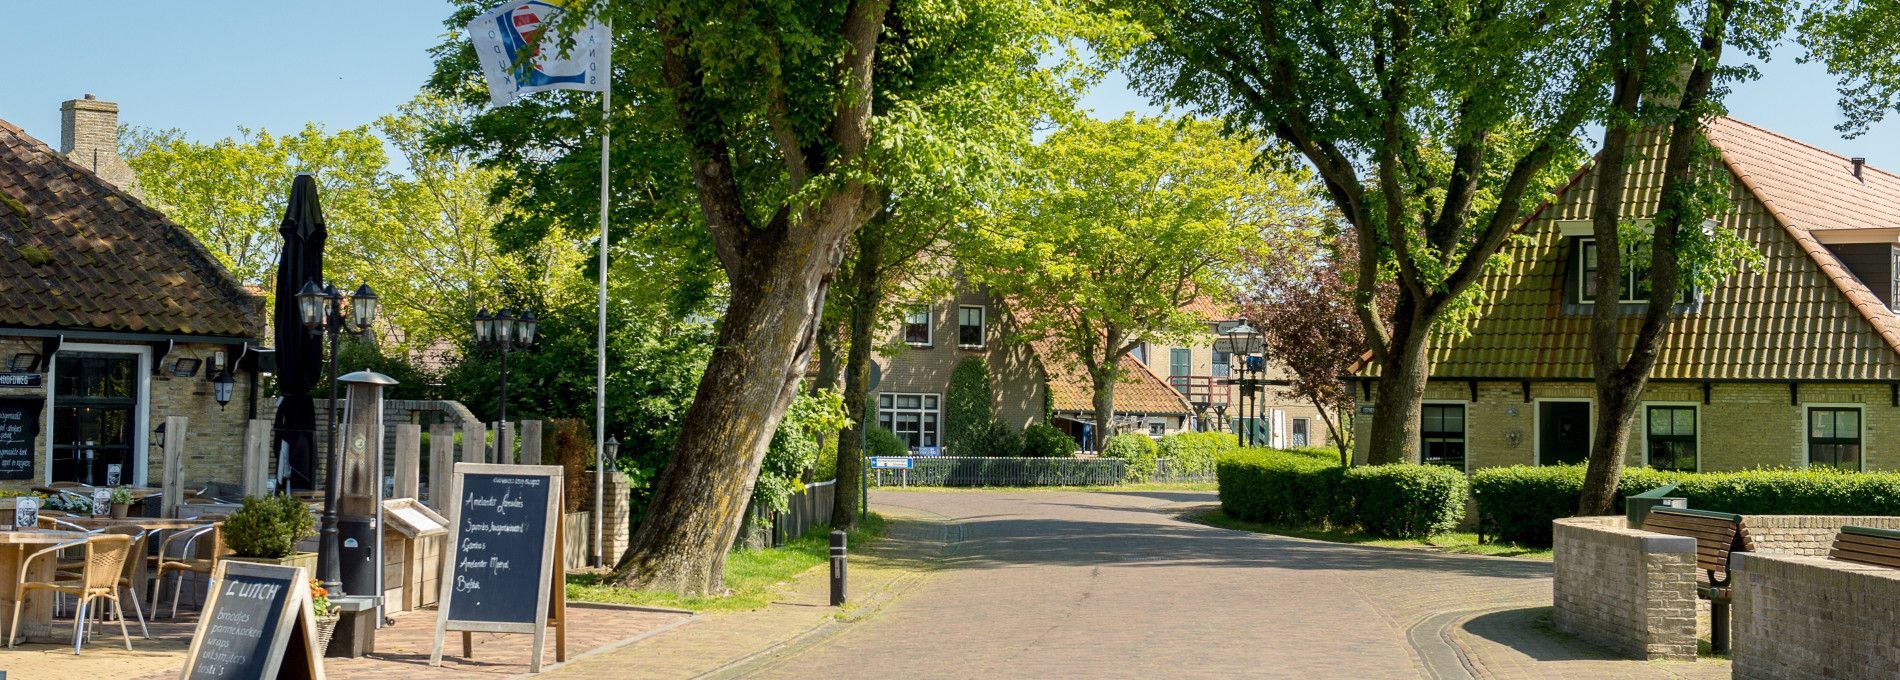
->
[1829,525,1900,569]
[1641,507,1753,654]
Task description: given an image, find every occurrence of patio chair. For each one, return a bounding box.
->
[59,526,152,640]
[151,522,222,619]
[8,533,136,654]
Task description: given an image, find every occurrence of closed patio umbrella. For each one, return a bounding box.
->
[271,174,327,491]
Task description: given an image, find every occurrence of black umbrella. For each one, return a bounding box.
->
[271,174,327,491]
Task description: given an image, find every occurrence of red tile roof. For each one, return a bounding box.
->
[1028,337,1192,416]
[0,119,261,337]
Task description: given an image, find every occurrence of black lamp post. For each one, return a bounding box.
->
[297,280,378,596]
[1223,321,1263,447]
[473,308,537,424]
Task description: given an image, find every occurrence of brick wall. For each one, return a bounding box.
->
[1741,515,1900,557]
[585,470,631,564]
[1552,516,1699,661]
[59,96,142,199]
[1731,552,1900,678]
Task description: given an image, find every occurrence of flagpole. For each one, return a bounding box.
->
[593,18,611,570]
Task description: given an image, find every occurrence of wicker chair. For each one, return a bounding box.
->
[59,526,152,640]
[151,523,223,618]
[7,533,136,654]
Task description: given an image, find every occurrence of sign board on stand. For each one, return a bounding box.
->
[178,561,324,680]
[430,463,567,673]
[11,496,38,530]
[91,488,112,517]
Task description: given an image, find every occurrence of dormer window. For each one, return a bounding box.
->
[1577,238,1652,304]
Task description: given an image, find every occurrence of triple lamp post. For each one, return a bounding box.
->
[472,308,538,423]
[295,280,379,596]
[1220,321,1265,447]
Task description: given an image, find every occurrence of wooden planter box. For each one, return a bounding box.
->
[226,552,319,573]
[382,498,449,613]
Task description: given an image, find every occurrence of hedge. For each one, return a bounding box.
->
[1102,434,1159,482]
[1471,464,1900,547]
[1216,449,1467,539]
[1022,423,1078,458]
[1157,432,1237,477]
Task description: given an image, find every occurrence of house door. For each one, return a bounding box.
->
[1538,401,1591,465]
[51,352,143,485]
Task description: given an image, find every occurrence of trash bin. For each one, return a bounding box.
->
[1626,482,1686,526]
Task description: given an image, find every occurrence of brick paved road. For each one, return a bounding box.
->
[738,489,1725,680]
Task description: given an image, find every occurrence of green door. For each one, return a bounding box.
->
[1538,401,1591,465]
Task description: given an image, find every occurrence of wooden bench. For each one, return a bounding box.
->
[1641,507,1753,653]
[1830,525,1900,569]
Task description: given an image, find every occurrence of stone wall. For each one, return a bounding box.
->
[584,470,631,565]
[1552,516,1699,661]
[1731,551,1900,679]
[1741,515,1900,557]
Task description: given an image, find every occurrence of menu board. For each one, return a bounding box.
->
[431,463,564,672]
[0,398,41,480]
[180,561,324,680]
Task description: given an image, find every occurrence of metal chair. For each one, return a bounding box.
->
[8,533,136,654]
[150,523,222,618]
[62,526,152,640]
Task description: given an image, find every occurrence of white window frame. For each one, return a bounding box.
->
[1420,399,1470,473]
[876,392,942,452]
[44,343,153,486]
[1639,401,1700,473]
[1576,237,1650,304]
[903,305,933,347]
[1290,417,1311,447]
[1802,403,1866,472]
[956,305,986,348]
[1532,397,1594,467]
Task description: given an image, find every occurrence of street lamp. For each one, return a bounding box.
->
[594,435,619,567]
[1222,321,1263,447]
[472,308,537,424]
[297,279,378,596]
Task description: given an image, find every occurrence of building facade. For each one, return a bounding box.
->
[1353,117,1900,474]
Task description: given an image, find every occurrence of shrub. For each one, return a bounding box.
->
[1022,423,1078,458]
[865,424,910,457]
[1216,449,1467,539]
[1471,464,1900,547]
[1158,432,1238,476]
[756,390,849,514]
[945,358,995,455]
[968,420,1024,457]
[813,435,839,481]
[223,494,317,559]
[1102,434,1160,481]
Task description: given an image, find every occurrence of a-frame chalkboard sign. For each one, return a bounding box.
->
[179,561,325,680]
[430,463,567,673]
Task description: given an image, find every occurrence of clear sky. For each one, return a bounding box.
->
[7,2,1898,172]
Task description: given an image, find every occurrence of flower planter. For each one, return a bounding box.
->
[111,502,129,519]
[224,552,319,573]
[314,612,340,656]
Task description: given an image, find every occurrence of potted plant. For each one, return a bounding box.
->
[310,578,339,656]
[110,486,134,518]
[222,494,318,572]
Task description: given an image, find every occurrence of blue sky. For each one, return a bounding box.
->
[7,2,1898,171]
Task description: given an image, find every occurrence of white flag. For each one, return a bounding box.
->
[467,1,610,107]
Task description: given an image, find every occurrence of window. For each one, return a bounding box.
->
[1291,418,1310,447]
[1212,351,1231,377]
[1808,407,1862,470]
[903,306,931,346]
[1578,238,1651,303]
[1148,420,1167,437]
[957,306,985,347]
[876,393,940,451]
[1169,349,1191,376]
[1420,403,1466,467]
[1132,343,1148,364]
[1645,405,1697,472]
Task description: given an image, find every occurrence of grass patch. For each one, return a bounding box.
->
[567,513,888,612]
[1190,507,1551,560]
[875,481,1216,493]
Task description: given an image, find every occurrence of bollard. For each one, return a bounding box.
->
[829,529,848,606]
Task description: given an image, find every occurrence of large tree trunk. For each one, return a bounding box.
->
[1364,303,1431,465]
[832,218,886,531]
[1091,368,1116,450]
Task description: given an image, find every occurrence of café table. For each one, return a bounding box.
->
[56,515,214,605]
[0,529,89,644]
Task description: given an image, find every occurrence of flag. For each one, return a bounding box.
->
[467,1,610,107]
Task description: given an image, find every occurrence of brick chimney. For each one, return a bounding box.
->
[59,94,142,198]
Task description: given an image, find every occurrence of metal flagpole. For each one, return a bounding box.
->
[593,20,611,569]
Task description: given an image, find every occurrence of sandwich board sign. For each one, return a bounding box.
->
[179,561,324,680]
[430,463,567,672]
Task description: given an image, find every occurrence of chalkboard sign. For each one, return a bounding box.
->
[0,397,42,481]
[431,463,565,673]
[180,561,324,680]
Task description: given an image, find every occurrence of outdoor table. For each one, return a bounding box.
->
[0,529,89,644]
[62,516,209,604]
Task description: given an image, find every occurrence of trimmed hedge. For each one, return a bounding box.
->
[1472,464,1900,547]
[1216,449,1467,539]
[1157,432,1237,477]
[866,425,910,458]
[1022,423,1078,458]
[1102,434,1160,481]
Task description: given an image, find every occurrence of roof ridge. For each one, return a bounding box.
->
[1713,115,1900,184]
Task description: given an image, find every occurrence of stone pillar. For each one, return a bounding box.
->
[428,423,454,508]
[588,470,631,565]
[241,419,272,497]
[520,420,543,465]
[1552,517,1698,661]
[392,424,421,499]
[160,416,187,518]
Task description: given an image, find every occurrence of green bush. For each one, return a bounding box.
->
[865,425,910,457]
[223,494,317,559]
[1102,434,1160,481]
[1158,432,1238,476]
[968,420,1024,457]
[1216,449,1467,539]
[756,390,849,514]
[1471,464,1900,547]
[945,358,995,455]
[1022,423,1078,458]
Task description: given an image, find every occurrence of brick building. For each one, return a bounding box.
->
[1353,117,1900,473]
[0,96,265,491]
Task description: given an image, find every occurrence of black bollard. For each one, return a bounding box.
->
[829,529,848,606]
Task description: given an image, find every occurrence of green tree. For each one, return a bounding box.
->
[1113,0,1613,463]
[944,357,997,455]
[971,115,1317,440]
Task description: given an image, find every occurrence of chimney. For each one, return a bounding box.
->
[1851,157,1866,181]
[59,94,142,198]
